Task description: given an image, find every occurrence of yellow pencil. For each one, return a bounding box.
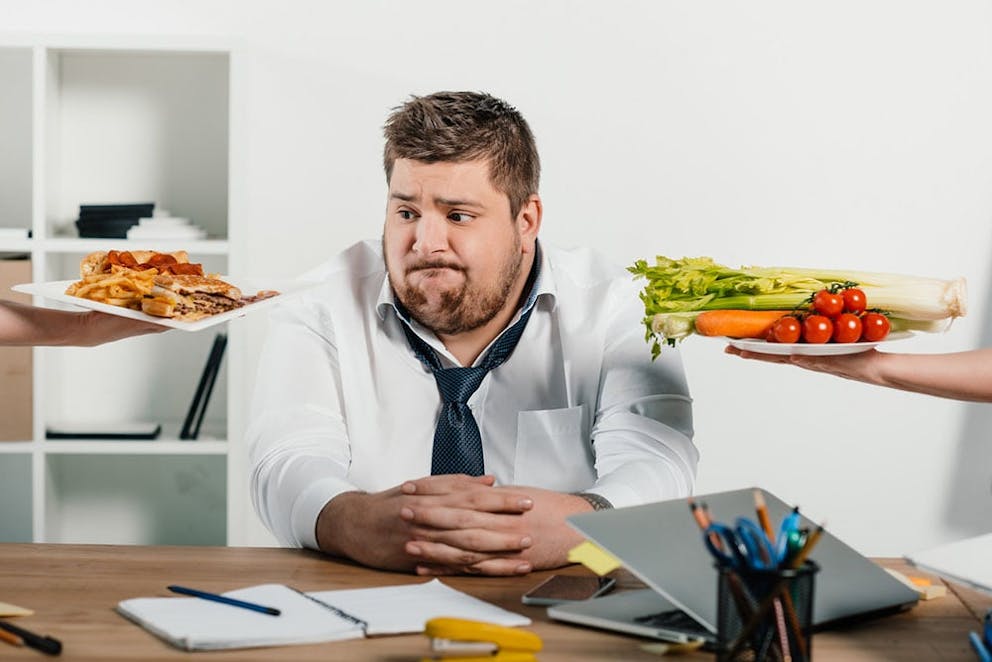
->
[790,523,826,569]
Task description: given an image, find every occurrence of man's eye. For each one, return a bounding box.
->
[398,210,416,221]
[448,213,473,223]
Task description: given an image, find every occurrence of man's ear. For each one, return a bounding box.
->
[517,194,543,254]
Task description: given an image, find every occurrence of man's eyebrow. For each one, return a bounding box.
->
[389,192,484,208]
[434,196,483,208]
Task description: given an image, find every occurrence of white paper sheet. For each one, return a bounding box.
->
[307,578,531,635]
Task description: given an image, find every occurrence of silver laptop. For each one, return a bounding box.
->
[549,487,918,644]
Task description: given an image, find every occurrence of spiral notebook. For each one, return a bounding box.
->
[117,579,530,651]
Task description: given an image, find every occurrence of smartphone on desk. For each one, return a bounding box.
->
[521,575,617,606]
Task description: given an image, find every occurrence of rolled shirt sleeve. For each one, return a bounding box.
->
[247,302,359,549]
[584,278,697,507]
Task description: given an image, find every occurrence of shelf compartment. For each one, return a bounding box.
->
[45,49,230,241]
[0,453,33,542]
[41,327,229,440]
[45,453,226,545]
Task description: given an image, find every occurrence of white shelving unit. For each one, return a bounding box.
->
[0,35,242,546]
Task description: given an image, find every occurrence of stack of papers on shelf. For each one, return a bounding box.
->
[126,209,207,240]
[0,228,30,239]
[906,532,992,595]
[117,579,530,651]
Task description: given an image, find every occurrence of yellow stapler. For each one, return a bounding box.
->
[423,617,543,662]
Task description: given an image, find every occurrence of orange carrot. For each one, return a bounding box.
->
[693,310,791,338]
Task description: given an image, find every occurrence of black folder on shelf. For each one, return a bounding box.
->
[180,333,227,440]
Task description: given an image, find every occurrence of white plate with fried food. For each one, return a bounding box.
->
[13,277,320,332]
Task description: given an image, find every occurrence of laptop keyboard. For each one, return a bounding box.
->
[633,609,710,637]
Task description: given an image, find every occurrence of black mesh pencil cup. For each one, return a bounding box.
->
[715,560,819,662]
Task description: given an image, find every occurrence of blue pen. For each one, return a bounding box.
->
[970,631,992,662]
[775,507,801,564]
[167,585,281,616]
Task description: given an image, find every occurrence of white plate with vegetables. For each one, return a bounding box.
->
[725,331,914,356]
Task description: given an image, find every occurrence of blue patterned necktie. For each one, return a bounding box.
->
[401,305,535,476]
[397,254,541,476]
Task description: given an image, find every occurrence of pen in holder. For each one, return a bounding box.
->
[716,561,819,662]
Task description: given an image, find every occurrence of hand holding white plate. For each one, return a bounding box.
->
[13,278,320,332]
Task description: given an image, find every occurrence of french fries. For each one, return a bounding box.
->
[65,266,157,310]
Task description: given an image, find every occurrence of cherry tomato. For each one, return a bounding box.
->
[812,290,844,317]
[842,288,867,314]
[769,316,801,344]
[860,312,891,341]
[832,313,863,343]
[802,314,833,344]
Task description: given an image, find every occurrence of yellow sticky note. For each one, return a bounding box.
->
[0,601,33,617]
[567,541,621,576]
[883,569,946,600]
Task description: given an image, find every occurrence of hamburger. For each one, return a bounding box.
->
[141,273,245,321]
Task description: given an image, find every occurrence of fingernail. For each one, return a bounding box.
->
[407,543,422,556]
[400,507,414,520]
[402,482,417,494]
[518,498,534,509]
[520,536,533,547]
[515,563,532,574]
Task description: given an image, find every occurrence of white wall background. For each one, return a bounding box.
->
[4,0,992,556]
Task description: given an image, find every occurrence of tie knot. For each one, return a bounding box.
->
[434,366,489,404]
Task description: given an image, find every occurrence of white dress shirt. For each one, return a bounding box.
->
[248,239,698,549]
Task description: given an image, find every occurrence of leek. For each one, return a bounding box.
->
[629,256,967,357]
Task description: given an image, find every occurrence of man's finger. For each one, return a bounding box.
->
[402,474,496,495]
[399,488,533,516]
[405,540,508,567]
[414,564,461,576]
[409,526,532,553]
[401,505,522,531]
[463,558,533,577]
[415,560,531,577]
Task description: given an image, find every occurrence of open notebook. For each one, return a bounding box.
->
[117,579,530,651]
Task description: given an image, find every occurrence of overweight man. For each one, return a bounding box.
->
[248,91,697,576]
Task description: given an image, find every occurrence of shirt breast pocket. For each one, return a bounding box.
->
[513,405,594,491]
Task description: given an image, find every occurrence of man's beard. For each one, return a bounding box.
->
[386,236,524,336]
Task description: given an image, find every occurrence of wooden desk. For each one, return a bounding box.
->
[1,544,989,661]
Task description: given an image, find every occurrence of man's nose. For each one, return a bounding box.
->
[412,213,449,254]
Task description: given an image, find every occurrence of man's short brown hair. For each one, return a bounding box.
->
[383,91,540,218]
